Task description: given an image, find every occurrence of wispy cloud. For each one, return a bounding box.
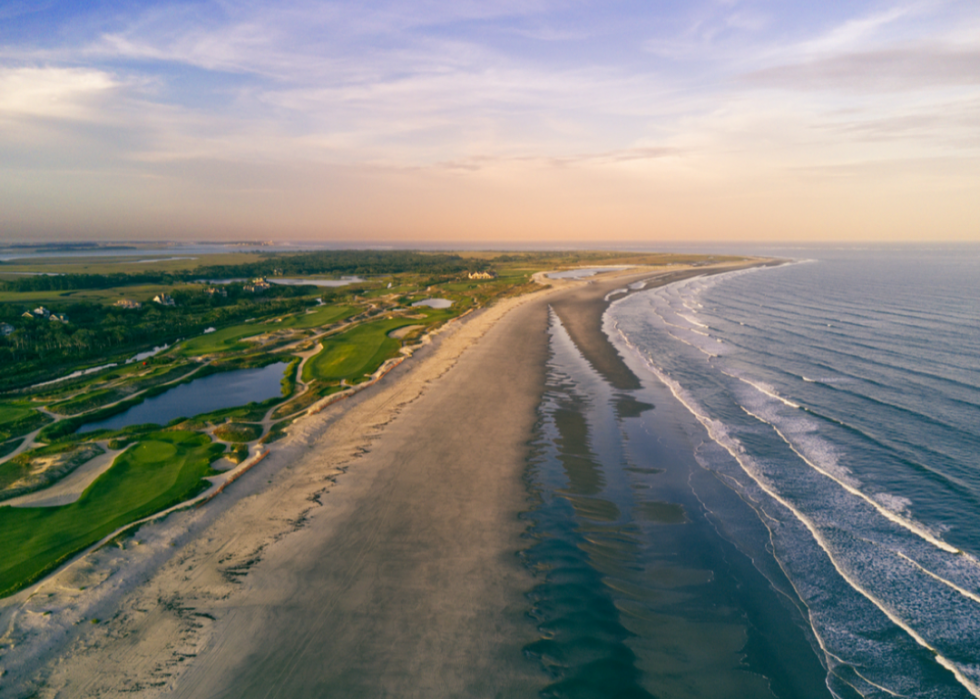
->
[742,46,980,92]
[0,67,118,120]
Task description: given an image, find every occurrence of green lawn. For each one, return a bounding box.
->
[303,317,415,382]
[0,431,223,597]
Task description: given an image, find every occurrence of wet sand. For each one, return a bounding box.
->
[0,260,768,698]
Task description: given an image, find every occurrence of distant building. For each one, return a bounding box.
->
[467,271,497,280]
[203,327,216,334]
[115,299,142,309]
[49,313,69,323]
[153,293,176,307]
[244,277,271,292]
[205,287,227,297]
[22,306,50,319]
[0,322,14,336]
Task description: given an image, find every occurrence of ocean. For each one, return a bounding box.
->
[521,247,980,698]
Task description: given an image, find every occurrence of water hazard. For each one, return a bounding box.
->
[519,310,830,699]
[79,362,288,433]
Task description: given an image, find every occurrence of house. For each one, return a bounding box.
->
[205,287,227,298]
[244,277,271,292]
[0,322,14,336]
[115,299,142,309]
[49,313,69,323]
[22,306,50,319]
[153,293,176,307]
[467,271,497,280]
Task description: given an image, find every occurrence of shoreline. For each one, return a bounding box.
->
[0,259,774,697]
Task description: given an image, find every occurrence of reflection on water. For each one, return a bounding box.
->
[519,311,833,699]
[79,362,288,433]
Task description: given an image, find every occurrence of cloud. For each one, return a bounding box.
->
[741,46,980,92]
[0,67,118,119]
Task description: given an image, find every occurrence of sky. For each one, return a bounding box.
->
[1,0,978,245]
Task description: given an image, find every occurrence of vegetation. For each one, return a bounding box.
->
[0,407,53,442]
[0,431,223,597]
[0,247,737,597]
[0,283,317,391]
[213,423,263,443]
[0,443,105,501]
[303,317,414,383]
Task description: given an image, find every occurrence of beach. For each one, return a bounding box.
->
[0,261,765,698]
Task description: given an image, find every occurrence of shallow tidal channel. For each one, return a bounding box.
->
[518,310,833,699]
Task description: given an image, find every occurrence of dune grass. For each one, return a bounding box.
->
[0,430,223,598]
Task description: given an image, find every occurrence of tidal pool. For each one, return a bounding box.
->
[79,362,288,433]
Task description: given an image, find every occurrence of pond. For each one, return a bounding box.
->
[411,298,452,309]
[79,362,289,433]
[546,266,632,279]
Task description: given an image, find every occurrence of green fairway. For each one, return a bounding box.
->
[0,404,33,425]
[177,305,356,356]
[0,431,223,597]
[276,304,356,330]
[0,405,52,442]
[177,323,268,356]
[303,317,415,382]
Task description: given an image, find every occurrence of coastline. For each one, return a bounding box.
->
[0,259,772,697]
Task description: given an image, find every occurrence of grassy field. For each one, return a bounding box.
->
[0,405,52,442]
[303,317,416,382]
[177,323,269,356]
[0,252,264,276]
[0,431,223,597]
[0,404,33,425]
[176,304,356,356]
[0,284,204,306]
[274,304,356,330]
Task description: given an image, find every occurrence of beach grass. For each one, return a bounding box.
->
[303,317,415,382]
[213,423,263,443]
[0,430,222,598]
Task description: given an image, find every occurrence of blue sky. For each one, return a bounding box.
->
[1,0,978,243]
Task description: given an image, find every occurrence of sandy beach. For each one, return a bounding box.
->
[0,261,764,698]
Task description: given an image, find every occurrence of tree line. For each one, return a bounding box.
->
[0,250,489,292]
